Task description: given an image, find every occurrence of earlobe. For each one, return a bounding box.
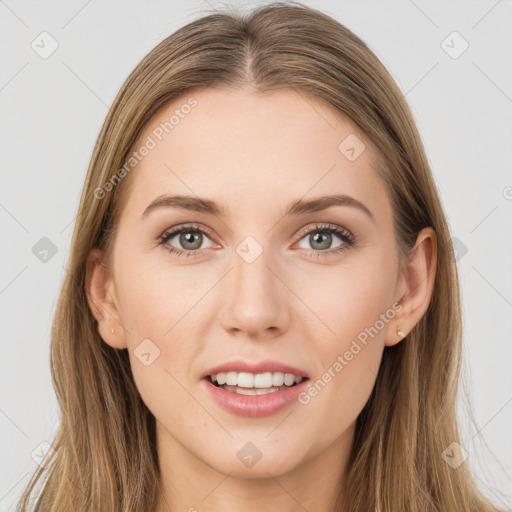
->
[85,248,127,350]
[386,227,437,347]
[385,321,407,348]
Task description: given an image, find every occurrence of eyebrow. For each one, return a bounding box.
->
[141,193,374,221]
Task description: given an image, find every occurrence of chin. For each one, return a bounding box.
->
[202,440,306,478]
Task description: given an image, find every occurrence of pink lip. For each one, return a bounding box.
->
[201,377,310,418]
[202,359,309,379]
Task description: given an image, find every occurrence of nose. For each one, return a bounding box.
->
[219,246,290,339]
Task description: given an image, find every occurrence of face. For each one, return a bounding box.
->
[88,86,411,480]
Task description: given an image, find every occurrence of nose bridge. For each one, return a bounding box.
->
[220,236,288,336]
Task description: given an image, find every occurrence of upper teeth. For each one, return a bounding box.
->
[211,371,303,388]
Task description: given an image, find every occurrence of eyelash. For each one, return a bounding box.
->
[157,223,356,259]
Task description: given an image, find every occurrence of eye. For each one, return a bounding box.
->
[294,223,356,258]
[158,222,356,259]
[158,224,216,257]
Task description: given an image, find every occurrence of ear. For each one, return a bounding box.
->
[386,227,437,347]
[85,248,127,349]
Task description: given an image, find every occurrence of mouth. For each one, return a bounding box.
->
[205,372,309,395]
[201,370,311,417]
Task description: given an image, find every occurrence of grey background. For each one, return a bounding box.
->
[1,0,511,510]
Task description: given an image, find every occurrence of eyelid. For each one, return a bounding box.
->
[159,223,217,243]
[294,222,355,244]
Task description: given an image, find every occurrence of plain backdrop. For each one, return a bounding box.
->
[1,0,511,510]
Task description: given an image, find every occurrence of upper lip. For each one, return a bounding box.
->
[202,360,309,379]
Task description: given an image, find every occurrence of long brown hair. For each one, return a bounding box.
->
[16,2,505,510]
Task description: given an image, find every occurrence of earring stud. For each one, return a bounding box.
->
[111,327,115,334]
[397,326,404,338]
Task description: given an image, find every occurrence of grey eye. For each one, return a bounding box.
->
[297,230,343,251]
[165,229,214,251]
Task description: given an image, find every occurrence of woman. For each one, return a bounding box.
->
[17,1,506,511]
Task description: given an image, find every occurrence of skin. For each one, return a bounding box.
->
[86,86,436,512]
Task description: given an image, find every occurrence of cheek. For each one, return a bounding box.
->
[113,255,210,412]
[115,251,205,338]
[296,253,396,427]
[300,252,397,350]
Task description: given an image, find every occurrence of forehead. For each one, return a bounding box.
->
[119,86,391,226]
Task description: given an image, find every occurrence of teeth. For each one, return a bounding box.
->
[226,386,282,395]
[210,371,304,388]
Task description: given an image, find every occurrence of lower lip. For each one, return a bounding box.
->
[201,378,310,418]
